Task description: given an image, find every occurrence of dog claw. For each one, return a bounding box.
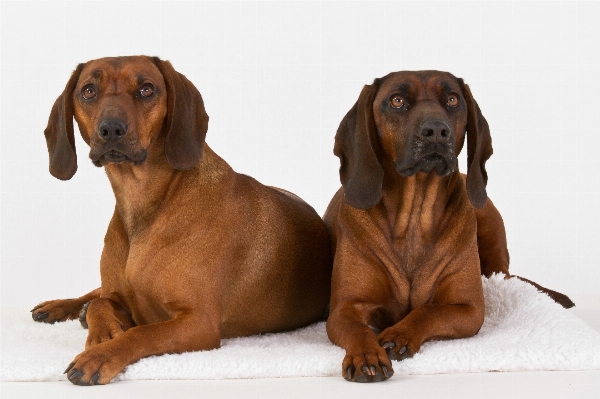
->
[383,342,395,358]
[64,362,75,374]
[369,366,376,376]
[382,366,389,378]
[91,372,100,385]
[355,368,369,383]
[67,368,93,386]
[346,367,353,381]
[31,304,44,312]
[32,312,48,321]
[68,369,83,384]
[398,346,407,355]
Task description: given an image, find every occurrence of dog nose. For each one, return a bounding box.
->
[420,120,451,142]
[98,119,127,142]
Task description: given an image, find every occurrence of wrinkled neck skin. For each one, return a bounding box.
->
[104,143,226,237]
[376,159,463,242]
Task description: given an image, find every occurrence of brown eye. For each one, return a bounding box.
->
[391,95,405,108]
[139,83,154,98]
[447,94,459,107]
[81,85,96,100]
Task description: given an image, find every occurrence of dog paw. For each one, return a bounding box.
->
[31,299,83,324]
[85,315,126,350]
[342,347,393,383]
[65,345,124,385]
[377,329,421,361]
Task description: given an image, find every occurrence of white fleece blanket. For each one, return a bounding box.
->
[2,274,599,382]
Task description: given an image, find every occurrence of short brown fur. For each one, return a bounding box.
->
[325,71,574,383]
[33,56,332,385]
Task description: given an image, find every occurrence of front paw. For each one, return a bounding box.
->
[31,299,83,324]
[342,346,393,383]
[85,313,126,350]
[377,328,421,361]
[64,344,125,385]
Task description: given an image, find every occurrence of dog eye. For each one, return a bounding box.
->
[81,85,97,100]
[391,95,406,108]
[447,94,459,107]
[139,84,155,98]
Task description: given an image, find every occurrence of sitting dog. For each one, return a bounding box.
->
[32,56,332,385]
[324,71,574,383]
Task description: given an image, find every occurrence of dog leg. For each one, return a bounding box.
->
[84,298,136,350]
[378,266,485,360]
[474,198,510,277]
[327,305,394,383]
[65,310,221,385]
[377,301,484,360]
[31,288,101,324]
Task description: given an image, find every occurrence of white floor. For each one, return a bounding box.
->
[2,295,599,399]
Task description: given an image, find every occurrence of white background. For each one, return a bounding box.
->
[1,1,599,308]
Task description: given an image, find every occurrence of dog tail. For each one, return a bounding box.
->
[513,276,575,309]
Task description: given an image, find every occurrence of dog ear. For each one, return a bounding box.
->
[334,84,384,209]
[44,63,84,180]
[153,58,209,170]
[457,79,493,209]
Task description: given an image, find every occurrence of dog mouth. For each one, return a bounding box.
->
[420,153,447,165]
[90,147,147,167]
[104,150,128,163]
[397,142,457,177]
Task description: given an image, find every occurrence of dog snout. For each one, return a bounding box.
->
[98,119,128,142]
[419,120,450,143]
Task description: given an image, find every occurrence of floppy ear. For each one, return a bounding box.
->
[153,58,209,170]
[334,83,383,209]
[44,63,84,180]
[457,79,493,209]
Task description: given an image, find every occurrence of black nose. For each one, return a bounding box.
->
[98,119,127,142]
[420,120,451,142]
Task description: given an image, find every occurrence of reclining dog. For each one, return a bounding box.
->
[324,71,574,382]
[32,56,333,385]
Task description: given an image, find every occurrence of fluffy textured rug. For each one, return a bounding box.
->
[2,274,599,382]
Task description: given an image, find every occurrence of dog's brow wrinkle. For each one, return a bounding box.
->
[394,83,409,93]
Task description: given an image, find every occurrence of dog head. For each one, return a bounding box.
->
[44,56,209,180]
[334,71,492,209]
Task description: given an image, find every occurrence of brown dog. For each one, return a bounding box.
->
[324,71,574,383]
[32,56,332,385]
